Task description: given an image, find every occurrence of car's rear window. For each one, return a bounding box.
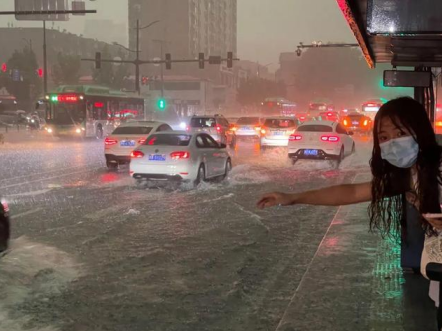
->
[297,125,333,132]
[348,115,364,120]
[237,117,260,125]
[264,119,296,128]
[113,126,152,135]
[146,134,191,146]
[190,118,216,128]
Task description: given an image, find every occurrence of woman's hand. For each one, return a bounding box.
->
[257,192,294,209]
[423,214,442,231]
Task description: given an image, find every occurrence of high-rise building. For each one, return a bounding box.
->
[128,0,237,69]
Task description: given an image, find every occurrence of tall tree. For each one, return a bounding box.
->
[2,47,42,103]
[52,53,81,85]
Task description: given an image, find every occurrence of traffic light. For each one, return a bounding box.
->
[37,68,43,77]
[227,52,233,68]
[165,53,172,70]
[157,98,167,110]
[95,52,102,69]
[199,53,205,69]
[1,63,6,73]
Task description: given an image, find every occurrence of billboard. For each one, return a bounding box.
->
[15,0,69,21]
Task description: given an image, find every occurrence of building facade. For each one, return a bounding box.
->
[128,0,237,61]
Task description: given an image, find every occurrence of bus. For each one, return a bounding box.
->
[261,98,297,117]
[43,85,145,138]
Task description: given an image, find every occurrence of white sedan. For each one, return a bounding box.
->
[130,132,232,187]
[104,121,172,169]
[288,121,355,164]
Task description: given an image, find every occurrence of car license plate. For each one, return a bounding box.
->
[241,126,251,130]
[304,149,318,156]
[120,140,135,147]
[149,154,166,161]
[352,121,359,125]
[273,131,284,136]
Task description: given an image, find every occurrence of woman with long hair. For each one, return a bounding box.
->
[257,97,442,302]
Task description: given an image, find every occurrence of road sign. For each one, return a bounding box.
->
[15,0,69,21]
[71,1,85,15]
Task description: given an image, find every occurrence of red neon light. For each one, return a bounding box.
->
[94,102,104,108]
[58,94,79,103]
[1,63,7,73]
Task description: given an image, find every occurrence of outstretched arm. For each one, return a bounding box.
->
[257,182,372,209]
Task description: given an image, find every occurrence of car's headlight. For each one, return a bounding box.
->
[47,128,53,133]
[75,128,81,134]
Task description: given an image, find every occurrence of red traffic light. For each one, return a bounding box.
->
[37,68,43,77]
[1,63,6,73]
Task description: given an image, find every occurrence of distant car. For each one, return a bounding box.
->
[0,199,10,253]
[319,110,340,122]
[187,114,230,145]
[288,121,355,165]
[341,112,373,135]
[296,111,314,122]
[130,132,232,187]
[260,117,300,148]
[231,117,262,140]
[104,121,172,169]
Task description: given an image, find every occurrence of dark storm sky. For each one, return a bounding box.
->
[0,0,356,70]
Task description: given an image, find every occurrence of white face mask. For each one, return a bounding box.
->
[380,136,419,168]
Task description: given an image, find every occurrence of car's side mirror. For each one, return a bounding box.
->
[348,131,354,136]
[219,143,227,149]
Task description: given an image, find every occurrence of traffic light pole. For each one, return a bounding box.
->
[135,20,140,96]
[43,20,47,95]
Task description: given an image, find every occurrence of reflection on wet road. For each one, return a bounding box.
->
[0,136,373,331]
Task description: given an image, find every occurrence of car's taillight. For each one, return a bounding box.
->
[186,126,191,132]
[289,135,302,141]
[170,151,190,160]
[260,128,267,135]
[231,126,237,131]
[255,126,261,131]
[105,137,118,146]
[1,199,9,213]
[436,121,442,127]
[216,125,222,132]
[131,150,144,158]
[321,135,340,142]
[138,138,147,144]
[343,119,348,126]
[327,112,333,116]
[363,120,368,126]
[300,116,305,120]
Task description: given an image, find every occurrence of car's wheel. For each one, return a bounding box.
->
[194,164,205,187]
[221,159,232,181]
[337,147,344,163]
[96,126,103,139]
[291,158,298,166]
[106,161,118,170]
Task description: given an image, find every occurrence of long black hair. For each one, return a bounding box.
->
[369,97,442,238]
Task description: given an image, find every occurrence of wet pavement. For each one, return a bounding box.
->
[0,136,435,331]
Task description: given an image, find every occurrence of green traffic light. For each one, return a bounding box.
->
[157,98,166,110]
[51,95,58,102]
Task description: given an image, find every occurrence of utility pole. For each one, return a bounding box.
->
[43,20,47,95]
[135,19,140,95]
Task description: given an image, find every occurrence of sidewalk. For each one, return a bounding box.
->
[275,203,436,331]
